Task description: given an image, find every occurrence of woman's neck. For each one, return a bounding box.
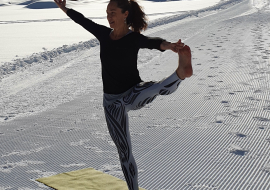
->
[111,26,130,40]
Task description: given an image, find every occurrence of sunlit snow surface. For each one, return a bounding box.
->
[0,0,270,189]
[0,0,221,64]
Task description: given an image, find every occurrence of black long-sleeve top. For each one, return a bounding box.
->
[67,9,165,94]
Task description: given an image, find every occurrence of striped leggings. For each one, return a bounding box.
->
[103,71,182,190]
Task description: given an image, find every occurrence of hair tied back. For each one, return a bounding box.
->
[110,0,148,33]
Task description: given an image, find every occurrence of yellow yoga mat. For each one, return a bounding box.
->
[36,168,146,190]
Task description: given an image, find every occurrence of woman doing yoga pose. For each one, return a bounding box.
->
[54,0,193,189]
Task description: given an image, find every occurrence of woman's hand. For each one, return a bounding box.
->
[160,39,185,53]
[54,0,68,13]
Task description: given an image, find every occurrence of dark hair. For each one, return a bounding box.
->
[110,0,148,33]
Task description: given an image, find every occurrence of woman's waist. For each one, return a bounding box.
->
[103,86,134,107]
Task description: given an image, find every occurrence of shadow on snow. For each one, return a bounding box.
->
[25,1,58,9]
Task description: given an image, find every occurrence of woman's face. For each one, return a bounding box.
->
[107,1,128,29]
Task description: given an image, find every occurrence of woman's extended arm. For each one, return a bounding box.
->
[160,39,185,53]
[54,0,68,13]
[138,34,185,53]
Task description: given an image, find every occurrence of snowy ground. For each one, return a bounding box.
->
[0,0,220,64]
[1,0,270,189]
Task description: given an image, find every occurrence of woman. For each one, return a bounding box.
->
[54,0,192,189]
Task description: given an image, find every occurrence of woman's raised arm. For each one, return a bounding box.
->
[53,0,111,42]
[54,0,68,13]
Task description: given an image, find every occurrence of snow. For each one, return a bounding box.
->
[1,0,270,189]
[0,0,220,65]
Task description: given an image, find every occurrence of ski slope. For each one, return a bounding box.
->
[0,0,270,189]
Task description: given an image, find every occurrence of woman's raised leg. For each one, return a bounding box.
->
[123,71,182,111]
[123,45,192,111]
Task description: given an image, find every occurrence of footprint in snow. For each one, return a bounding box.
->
[253,117,270,122]
[0,164,14,173]
[215,115,225,124]
[229,130,247,138]
[254,89,263,93]
[246,96,261,102]
[84,146,103,153]
[130,114,146,119]
[59,128,75,133]
[257,125,266,129]
[228,144,248,156]
[264,51,270,55]
[15,128,25,132]
[262,164,270,174]
[221,101,230,107]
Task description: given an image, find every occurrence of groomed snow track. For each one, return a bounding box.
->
[1,0,270,189]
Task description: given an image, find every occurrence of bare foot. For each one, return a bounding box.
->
[176,45,193,80]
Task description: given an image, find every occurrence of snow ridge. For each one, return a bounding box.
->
[0,39,99,79]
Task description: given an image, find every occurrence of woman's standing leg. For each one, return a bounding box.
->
[104,100,138,190]
[104,72,182,190]
[103,73,182,190]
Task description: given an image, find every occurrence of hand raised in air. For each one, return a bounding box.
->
[54,0,66,9]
